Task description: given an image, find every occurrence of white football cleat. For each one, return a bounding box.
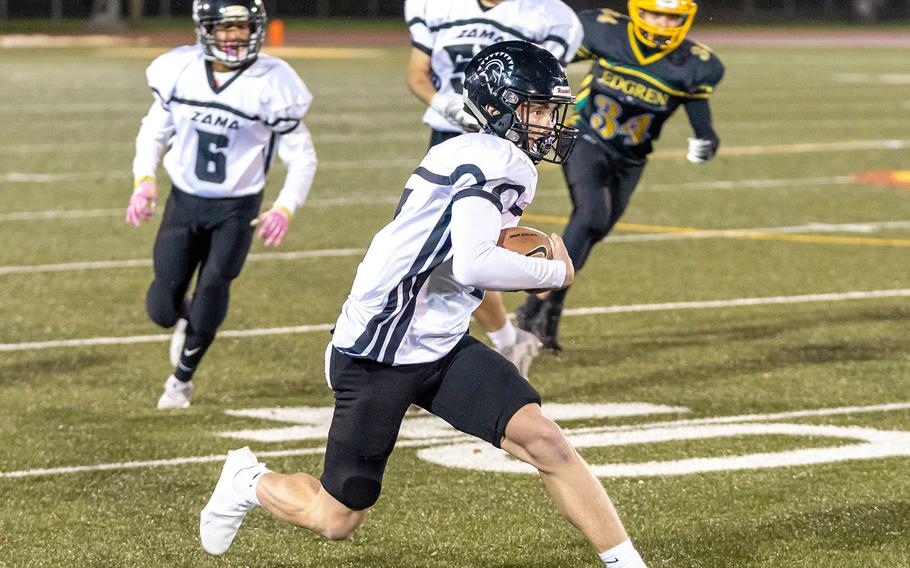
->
[169,318,188,367]
[200,447,266,556]
[499,328,542,378]
[156,375,193,409]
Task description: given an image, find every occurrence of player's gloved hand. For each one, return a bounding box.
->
[126,176,157,226]
[686,137,716,164]
[252,206,291,247]
[431,92,481,132]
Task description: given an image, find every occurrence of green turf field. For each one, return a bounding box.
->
[1,34,909,568]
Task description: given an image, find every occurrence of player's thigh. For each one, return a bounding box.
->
[321,348,428,509]
[420,335,541,447]
[562,141,611,219]
[151,191,202,284]
[326,349,425,456]
[608,162,646,220]
[202,197,260,281]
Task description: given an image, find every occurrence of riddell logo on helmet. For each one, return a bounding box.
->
[221,5,250,18]
[553,86,572,97]
[656,0,682,8]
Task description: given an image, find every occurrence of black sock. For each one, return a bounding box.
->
[547,286,569,308]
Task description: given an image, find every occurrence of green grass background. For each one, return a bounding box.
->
[0,29,909,568]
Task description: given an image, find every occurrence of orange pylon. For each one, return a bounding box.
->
[268,19,285,47]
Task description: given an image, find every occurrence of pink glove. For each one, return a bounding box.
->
[253,206,291,247]
[126,178,157,226]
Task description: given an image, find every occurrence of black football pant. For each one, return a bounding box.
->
[548,137,645,307]
[146,186,262,381]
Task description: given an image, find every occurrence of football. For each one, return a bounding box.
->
[497,226,553,259]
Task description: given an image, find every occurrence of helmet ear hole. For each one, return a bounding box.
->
[502,90,519,105]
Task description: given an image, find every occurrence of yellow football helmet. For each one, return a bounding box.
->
[628,0,697,52]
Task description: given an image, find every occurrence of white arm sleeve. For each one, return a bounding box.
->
[132,99,174,181]
[404,0,433,54]
[272,121,317,215]
[541,3,584,66]
[450,195,565,291]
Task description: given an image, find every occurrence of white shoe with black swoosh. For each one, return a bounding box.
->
[200,447,266,555]
[156,374,193,409]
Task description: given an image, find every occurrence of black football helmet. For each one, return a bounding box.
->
[193,0,267,68]
[463,41,578,164]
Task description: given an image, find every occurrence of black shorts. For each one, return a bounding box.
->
[152,185,263,286]
[320,335,541,510]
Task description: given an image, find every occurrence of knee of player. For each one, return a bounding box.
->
[522,421,575,471]
[572,213,612,241]
[145,289,182,327]
[588,217,614,240]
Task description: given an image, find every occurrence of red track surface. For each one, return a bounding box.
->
[3,28,909,49]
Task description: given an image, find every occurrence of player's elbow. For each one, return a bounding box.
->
[287,151,317,172]
[452,255,497,289]
[451,258,483,288]
[406,71,430,100]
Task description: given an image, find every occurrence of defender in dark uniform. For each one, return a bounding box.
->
[517,0,724,351]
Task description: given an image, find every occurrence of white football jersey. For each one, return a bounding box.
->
[332,134,539,366]
[405,0,583,132]
[139,45,312,198]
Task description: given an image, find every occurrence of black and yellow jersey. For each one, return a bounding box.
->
[571,8,724,162]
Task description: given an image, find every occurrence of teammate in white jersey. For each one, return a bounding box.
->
[199,42,649,568]
[405,0,583,376]
[126,0,317,409]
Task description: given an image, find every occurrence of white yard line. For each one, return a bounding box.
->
[1,288,908,353]
[0,208,123,221]
[642,176,854,193]
[0,437,455,479]
[569,402,910,437]
[0,247,365,275]
[0,138,910,162]
[0,176,855,222]
[0,323,336,352]
[0,196,401,222]
[562,289,910,318]
[0,157,418,184]
[834,73,910,84]
[651,139,909,159]
[606,220,910,243]
[3,219,907,273]
[0,200,500,220]
[3,403,907,479]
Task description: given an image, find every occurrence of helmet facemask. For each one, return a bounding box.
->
[194,3,267,68]
[628,0,697,52]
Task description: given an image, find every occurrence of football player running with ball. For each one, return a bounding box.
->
[199,42,650,568]
[405,0,583,376]
[126,0,317,409]
[517,0,724,351]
